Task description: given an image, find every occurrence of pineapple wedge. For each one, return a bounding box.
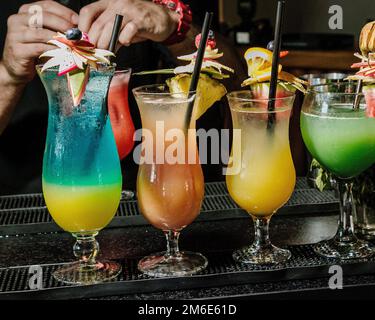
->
[166,73,227,120]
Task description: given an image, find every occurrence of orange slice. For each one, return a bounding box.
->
[244,47,273,76]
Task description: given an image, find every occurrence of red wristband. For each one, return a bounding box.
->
[153,0,192,45]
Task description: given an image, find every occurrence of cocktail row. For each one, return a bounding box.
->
[22,8,375,285]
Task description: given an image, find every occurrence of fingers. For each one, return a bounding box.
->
[87,9,125,46]
[8,12,75,33]
[41,11,76,32]
[96,22,114,49]
[16,43,55,59]
[78,0,108,33]
[118,21,139,46]
[19,0,78,25]
[19,28,56,44]
[114,29,146,52]
[130,35,148,44]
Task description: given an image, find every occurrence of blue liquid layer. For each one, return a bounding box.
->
[40,68,122,187]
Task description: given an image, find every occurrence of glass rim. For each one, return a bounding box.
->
[114,68,132,74]
[35,62,115,73]
[229,105,293,114]
[132,84,197,97]
[226,89,295,103]
[307,83,365,97]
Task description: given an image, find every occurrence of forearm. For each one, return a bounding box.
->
[0,62,25,134]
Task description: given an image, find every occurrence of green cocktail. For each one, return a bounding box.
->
[301,106,375,179]
[301,85,375,260]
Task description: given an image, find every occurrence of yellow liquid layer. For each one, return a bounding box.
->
[226,120,296,217]
[43,182,121,233]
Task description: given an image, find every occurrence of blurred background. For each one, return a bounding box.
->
[223,0,373,40]
[189,0,375,75]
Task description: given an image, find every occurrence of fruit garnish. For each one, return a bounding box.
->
[247,82,296,121]
[167,73,227,120]
[347,52,375,81]
[347,21,375,82]
[359,21,375,58]
[346,20,375,117]
[135,31,233,118]
[195,30,216,50]
[174,31,234,80]
[244,47,272,76]
[66,28,82,40]
[39,28,114,106]
[242,47,307,93]
[67,67,90,107]
[363,85,375,118]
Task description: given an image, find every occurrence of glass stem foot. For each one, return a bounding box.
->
[52,233,122,285]
[138,230,208,277]
[314,180,374,260]
[233,217,291,265]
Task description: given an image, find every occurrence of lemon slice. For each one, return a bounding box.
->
[244,47,273,76]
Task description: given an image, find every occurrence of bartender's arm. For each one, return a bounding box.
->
[0,1,78,134]
[78,0,247,89]
[78,0,182,48]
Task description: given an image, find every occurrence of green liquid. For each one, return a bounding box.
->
[301,106,375,178]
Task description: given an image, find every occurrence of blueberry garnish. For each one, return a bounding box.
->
[267,40,274,51]
[66,28,82,40]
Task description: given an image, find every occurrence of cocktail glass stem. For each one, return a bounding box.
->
[73,233,99,270]
[165,230,181,258]
[52,232,121,284]
[336,180,357,242]
[233,216,291,265]
[314,179,374,259]
[253,217,272,248]
[138,228,207,277]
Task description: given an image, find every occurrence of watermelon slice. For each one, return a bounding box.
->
[251,82,296,104]
[249,82,296,120]
[67,66,89,106]
[363,85,375,118]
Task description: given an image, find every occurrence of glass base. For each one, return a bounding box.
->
[233,244,291,265]
[138,251,208,277]
[121,190,134,201]
[53,260,122,285]
[314,238,374,260]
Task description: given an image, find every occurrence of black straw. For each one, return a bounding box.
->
[184,12,214,129]
[267,1,285,129]
[108,14,124,53]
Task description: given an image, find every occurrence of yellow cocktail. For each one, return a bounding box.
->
[226,114,295,216]
[226,90,296,265]
[43,182,121,233]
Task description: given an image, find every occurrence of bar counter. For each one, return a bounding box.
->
[1,179,375,300]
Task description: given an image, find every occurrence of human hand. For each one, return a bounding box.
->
[78,0,179,49]
[2,0,78,84]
